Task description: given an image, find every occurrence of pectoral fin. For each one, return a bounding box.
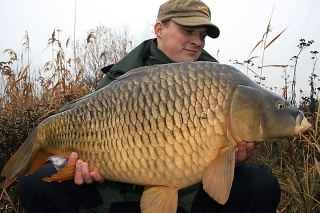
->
[202,146,235,204]
[43,162,75,182]
[141,186,178,213]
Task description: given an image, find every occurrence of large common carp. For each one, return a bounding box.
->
[1,61,311,212]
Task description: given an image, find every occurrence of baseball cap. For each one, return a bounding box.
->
[157,0,220,38]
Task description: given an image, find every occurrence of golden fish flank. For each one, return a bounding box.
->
[1,61,311,213]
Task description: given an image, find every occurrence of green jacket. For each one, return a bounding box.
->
[96,38,218,90]
[81,38,218,213]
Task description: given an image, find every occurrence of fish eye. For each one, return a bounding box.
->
[276,101,285,110]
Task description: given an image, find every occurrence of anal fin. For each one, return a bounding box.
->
[141,186,179,213]
[43,161,75,182]
[202,146,235,204]
[28,151,53,174]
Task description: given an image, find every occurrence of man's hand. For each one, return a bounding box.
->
[235,142,260,166]
[68,152,105,185]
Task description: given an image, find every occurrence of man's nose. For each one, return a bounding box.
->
[190,35,202,46]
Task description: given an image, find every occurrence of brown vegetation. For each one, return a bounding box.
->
[0,25,133,213]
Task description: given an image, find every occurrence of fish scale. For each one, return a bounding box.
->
[2,61,311,212]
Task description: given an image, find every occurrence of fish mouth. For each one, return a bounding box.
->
[292,112,312,135]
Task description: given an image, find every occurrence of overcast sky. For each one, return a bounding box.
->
[0,0,319,101]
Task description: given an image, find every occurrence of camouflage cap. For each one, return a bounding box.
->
[157,0,220,38]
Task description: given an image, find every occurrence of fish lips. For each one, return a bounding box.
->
[292,112,312,135]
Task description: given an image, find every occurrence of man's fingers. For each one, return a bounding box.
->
[74,159,84,185]
[90,172,105,183]
[254,143,261,149]
[246,143,255,156]
[236,142,261,166]
[68,152,78,164]
[70,152,104,184]
[81,162,94,184]
[236,144,247,163]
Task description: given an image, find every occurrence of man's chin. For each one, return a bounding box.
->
[180,55,198,62]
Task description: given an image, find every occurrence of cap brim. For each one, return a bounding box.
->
[171,17,220,38]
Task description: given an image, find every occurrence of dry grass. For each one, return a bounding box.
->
[250,109,320,212]
[0,23,319,213]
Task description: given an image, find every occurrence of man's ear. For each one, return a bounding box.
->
[154,21,163,38]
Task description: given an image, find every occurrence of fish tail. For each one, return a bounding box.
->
[1,127,52,189]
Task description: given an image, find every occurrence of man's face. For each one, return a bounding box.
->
[155,21,207,62]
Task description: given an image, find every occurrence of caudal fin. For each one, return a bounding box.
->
[1,127,51,188]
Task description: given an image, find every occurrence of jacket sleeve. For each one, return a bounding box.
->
[95,67,126,91]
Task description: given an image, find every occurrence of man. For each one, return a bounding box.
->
[18,0,281,212]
